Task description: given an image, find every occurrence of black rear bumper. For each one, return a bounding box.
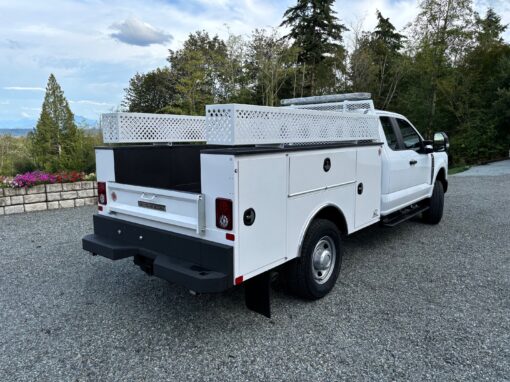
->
[82,214,233,293]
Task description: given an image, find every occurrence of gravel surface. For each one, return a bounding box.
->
[0,164,509,381]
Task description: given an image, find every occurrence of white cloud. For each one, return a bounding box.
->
[110,17,173,46]
[20,111,31,118]
[3,86,45,91]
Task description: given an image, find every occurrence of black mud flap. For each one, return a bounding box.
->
[244,271,271,318]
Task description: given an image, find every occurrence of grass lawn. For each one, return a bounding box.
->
[449,165,470,175]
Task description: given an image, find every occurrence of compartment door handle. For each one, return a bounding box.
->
[140,193,156,200]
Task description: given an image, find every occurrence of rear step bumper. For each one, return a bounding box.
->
[82,214,233,293]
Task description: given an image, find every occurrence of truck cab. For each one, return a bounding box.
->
[376,110,448,216]
[83,94,448,317]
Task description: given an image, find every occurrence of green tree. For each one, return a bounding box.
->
[123,68,177,113]
[411,0,473,137]
[349,11,406,109]
[475,8,507,47]
[30,74,80,171]
[168,31,228,115]
[280,0,348,95]
[118,4,508,166]
[446,8,510,163]
[220,31,253,103]
[246,29,299,106]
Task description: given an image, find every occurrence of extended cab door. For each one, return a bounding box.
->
[380,116,431,214]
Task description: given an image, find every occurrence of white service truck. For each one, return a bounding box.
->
[82,94,449,317]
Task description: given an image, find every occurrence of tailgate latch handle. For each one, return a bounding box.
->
[140,193,156,201]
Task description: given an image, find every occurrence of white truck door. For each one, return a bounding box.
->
[394,117,430,191]
[380,116,431,213]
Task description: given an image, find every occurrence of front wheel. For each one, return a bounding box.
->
[285,219,342,300]
[422,180,444,224]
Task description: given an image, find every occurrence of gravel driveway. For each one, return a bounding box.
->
[0,162,509,381]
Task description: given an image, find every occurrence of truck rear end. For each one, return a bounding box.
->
[83,144,237,292]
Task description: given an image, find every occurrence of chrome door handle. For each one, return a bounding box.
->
[409,159,417,166]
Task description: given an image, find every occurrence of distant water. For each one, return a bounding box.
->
[0,128,31,137]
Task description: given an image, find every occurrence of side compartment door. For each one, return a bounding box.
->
[355,146,382,229]
[237,155,287,278]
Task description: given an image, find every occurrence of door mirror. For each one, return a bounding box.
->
[433,132,449,153]
[421,140,434,154]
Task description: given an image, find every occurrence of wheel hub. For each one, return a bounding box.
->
[311,236,336,284]
[313,249,332,270]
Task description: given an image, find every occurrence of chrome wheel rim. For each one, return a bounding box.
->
[311,236,336,284]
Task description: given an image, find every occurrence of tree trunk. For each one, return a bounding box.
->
[427,85,437,139]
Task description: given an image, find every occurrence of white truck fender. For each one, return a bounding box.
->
[296,203,349,257]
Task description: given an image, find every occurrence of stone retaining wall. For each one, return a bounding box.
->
[0,181,97,215]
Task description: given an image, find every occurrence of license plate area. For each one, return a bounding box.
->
[138,200,166,212]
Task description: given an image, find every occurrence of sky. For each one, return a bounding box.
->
[0,0,508,128]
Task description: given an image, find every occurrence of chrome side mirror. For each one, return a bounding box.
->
[433,132,449,153]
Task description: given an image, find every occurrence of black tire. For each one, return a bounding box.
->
[286,219,342,300]
[422,180,444,224]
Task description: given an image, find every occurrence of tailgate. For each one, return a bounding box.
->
[106,182,205,234]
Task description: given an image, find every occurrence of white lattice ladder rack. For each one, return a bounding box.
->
[100,94,380,145]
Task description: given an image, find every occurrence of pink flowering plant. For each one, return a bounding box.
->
[10,171,57,188]
[1,171,95,189]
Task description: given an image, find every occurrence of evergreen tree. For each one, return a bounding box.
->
[475,8,507,46]
[30,74,80,171]
[372,10,405,51]
[349,11,405,109]
[280,0,348,95]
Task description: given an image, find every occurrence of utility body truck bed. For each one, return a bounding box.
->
[83,94,449,317]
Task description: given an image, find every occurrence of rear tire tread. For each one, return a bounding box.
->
[286,219,342,300]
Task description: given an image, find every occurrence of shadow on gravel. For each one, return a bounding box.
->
[77,220,419,328]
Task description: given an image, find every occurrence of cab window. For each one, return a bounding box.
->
[396,119,421,151]
[380,116,398,150]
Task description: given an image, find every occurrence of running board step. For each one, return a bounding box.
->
[381,205,429,227]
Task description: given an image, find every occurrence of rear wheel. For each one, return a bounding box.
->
[422,180,444,224]
[286,219,342,300]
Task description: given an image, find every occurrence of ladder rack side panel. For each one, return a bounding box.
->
[205,104,380,146]
[101,112,206,144]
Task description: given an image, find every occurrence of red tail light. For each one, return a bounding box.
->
[216,198,233,230]
[97,182,107,205]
